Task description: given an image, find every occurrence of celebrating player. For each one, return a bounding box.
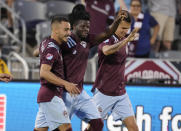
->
[61,4,127,131]
[92,11,139,131]
[34,16,80,131]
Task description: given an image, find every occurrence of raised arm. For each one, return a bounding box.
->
[102,28,139,55]
[118,0,128,10]
[93,9,128,45]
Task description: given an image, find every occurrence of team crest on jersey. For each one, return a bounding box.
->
[63,110,68,117]
[72,49,77,55]
[80,41,87,48]
[98,106,103,113]
[46,53,53,60]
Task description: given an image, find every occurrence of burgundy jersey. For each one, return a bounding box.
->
[93,34,127,96]
[37,38,64,103]
[61,34,96,91]
[85,0,115,34]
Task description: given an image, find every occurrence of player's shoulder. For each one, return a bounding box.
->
[66,36,77,48]
[40,39,60,54]
[103,35,118,44]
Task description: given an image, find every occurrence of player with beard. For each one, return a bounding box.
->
[61,4,127,131]
[34,16,80,131]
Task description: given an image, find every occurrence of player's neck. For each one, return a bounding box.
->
[51,34,62,45]
[115,32,123,39]
[72,31,84,41]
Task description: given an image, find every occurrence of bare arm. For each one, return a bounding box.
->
[0,73,13,82]
[118,0,128,10]
[33,48,39,57]
[102,28,139,55]
[93,9,127,45]
[102,39,129,55]
[40,64,80,95]
[150,24,159,45]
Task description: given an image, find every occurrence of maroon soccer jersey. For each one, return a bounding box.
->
[61,34,96,91]
[37,38,64,103]
[93,34,126,96]
[85,0,115,34]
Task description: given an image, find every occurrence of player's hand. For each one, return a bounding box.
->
[150,37,156,45]
[0,73,13,82]
[64,82,80,96]
[127,28,139,42]
[116,7,128,21]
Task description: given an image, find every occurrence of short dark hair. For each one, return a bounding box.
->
[130,0,142,5]
[68,4,90,26]
[120,10,132,23]
[51,15,69,25]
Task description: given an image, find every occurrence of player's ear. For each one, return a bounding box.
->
[72,23,77,30]
[52,23,58,34]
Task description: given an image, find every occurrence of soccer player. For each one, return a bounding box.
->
[34,16,80,131]
[92,11,139,131]
[0,73,13,82]
[61,4,126,131]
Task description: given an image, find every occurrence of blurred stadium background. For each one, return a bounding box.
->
[0,0,181,131]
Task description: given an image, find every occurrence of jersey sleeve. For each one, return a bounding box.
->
[98,37,114,52]
[40,47,58,67]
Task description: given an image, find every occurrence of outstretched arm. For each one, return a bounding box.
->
[102,28,139,55]
[93,9,128,45]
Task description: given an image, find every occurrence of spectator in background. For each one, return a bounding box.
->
[82,0,115,58]
[149,0,176,51]
[0,58,11,75]
[6,0,14,32]
[0,57,12,82]
[128,0,159,58]
[114,0,148,12]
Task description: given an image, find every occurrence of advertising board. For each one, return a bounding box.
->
[0,82,181,131]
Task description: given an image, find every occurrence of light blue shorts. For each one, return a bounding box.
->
[35,96,71,131]
[63,90,101,122]
[93,89,134,121]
